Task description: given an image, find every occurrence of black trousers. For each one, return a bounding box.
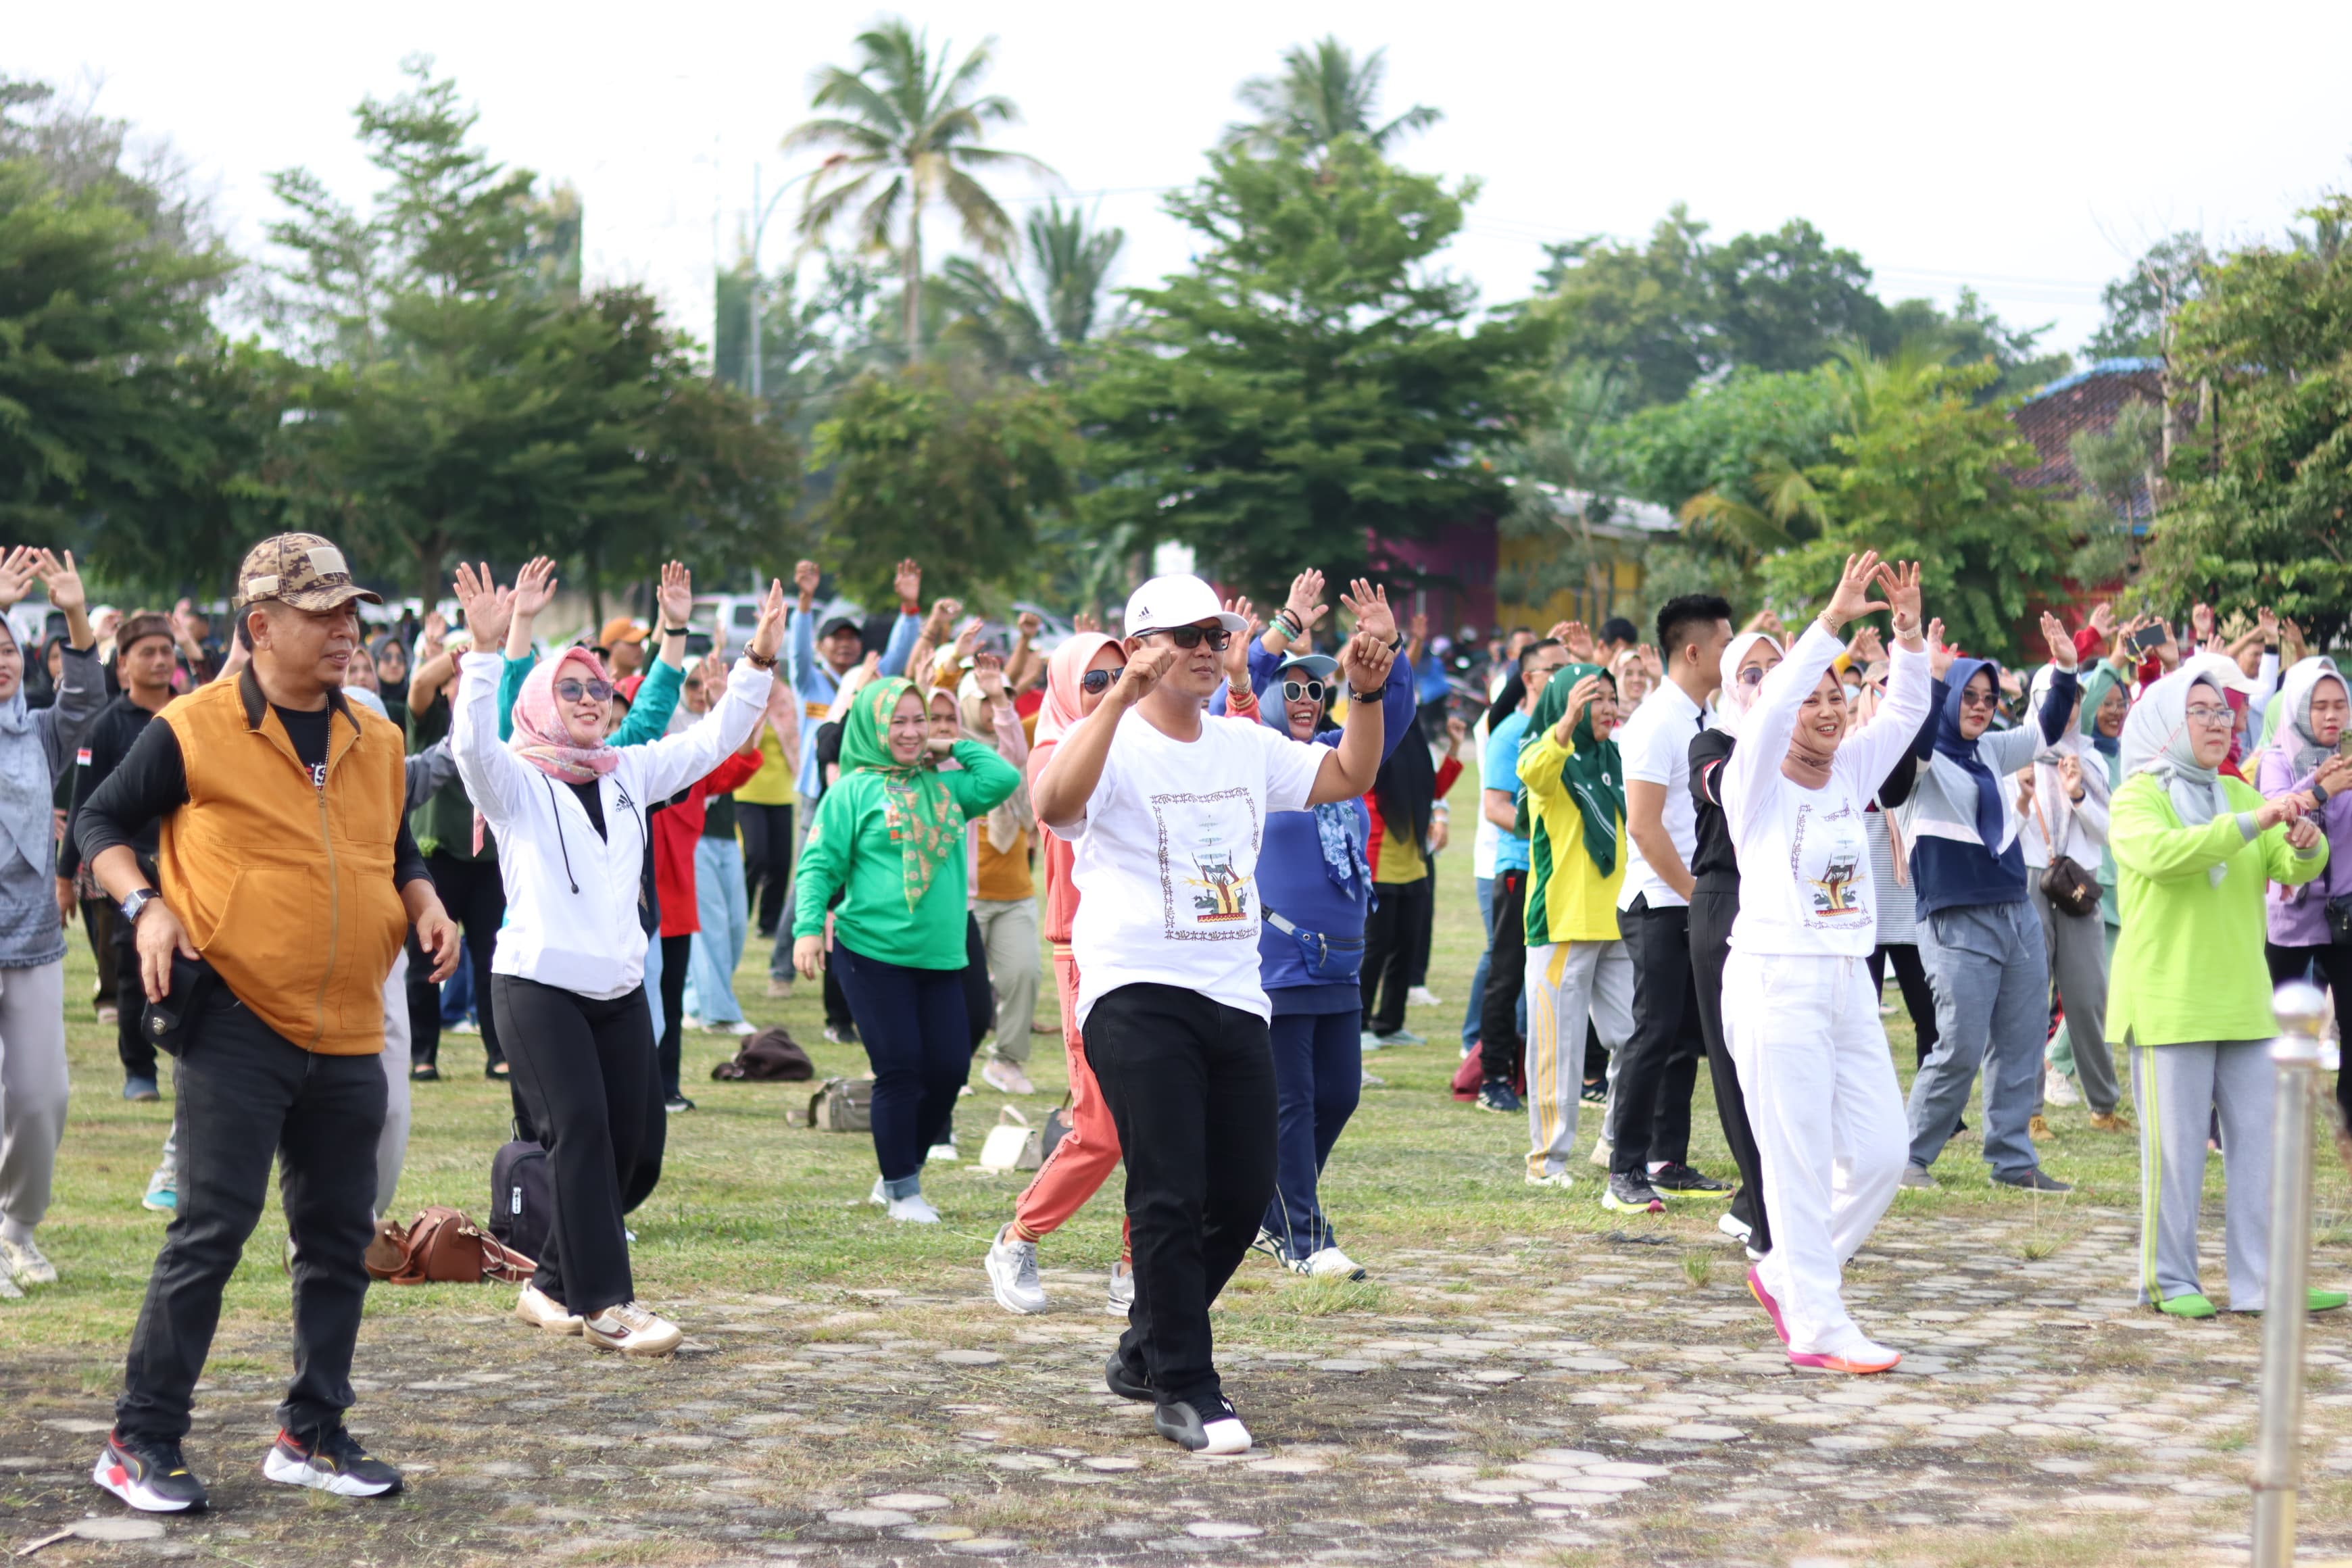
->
[833,941,973,1184]
[1611,895,1705,1178]
[1085,982,1277,1410]
[962,912,993,1052]
[1361,875,1432,1036]
[117,994,384,1444]
[422,852,507,1071]
[739,802,795,937]
[1868,943,1940,1069]
[1479,870,1529,1085]
[656,931,691,1098]
[106,912,153,1083]
[1404,868,1437,989]
[492,975,662,1317]
[1688,887,1770,1253]
[2268,941,2352,1121]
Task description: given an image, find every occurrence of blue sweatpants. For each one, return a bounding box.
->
[1260,1006,1363,1258]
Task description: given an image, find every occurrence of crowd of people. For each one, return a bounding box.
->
[0,528,2342,1508]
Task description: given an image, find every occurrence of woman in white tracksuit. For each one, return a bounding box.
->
[1719,554,1929,1375]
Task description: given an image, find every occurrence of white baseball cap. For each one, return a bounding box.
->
[1123,574,1248,638]
[2180,650,2261,696]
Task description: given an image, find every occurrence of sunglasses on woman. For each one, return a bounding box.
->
[1154,625,1233,652]
[1079,666,1126,695]
[1281,679,1328,704]
[554,678,616,704]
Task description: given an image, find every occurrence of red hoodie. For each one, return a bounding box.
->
[654,747,765,937]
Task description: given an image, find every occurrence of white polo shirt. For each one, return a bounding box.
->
[1613,675,1707,911]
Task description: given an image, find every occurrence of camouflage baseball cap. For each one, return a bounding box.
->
[234,533,382,612]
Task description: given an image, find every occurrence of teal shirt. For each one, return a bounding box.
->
[791,741,1023,969]
[497,653,680,746]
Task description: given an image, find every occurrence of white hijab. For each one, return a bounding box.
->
[2273,656,2346,775]
[2120,668,2231,885]
[1712,631,1782,739]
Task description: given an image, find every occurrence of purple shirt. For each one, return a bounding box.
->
[2255,745,2352,946]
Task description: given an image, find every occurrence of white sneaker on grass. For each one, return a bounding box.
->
[1525,1169,1574,1190]
[868,1177,889,1206]
[1289,1246,1366,1281]
[1718,1210,1754,1246]
[0,1231,57,1285]
[981,1060,1035,1096]
[514,1285,583,1335]
[887,1194,941,1224]
[704,1019,756,1036]
[1406,985,1443,1008]
[985,1226,1048,1313]
[1588,1135,1613,1168]
[2042,1062,2079,1107]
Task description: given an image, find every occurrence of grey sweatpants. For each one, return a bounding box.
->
[0,959,68,1230]
[1907,899,2049,1179]
[2030,883,2120,1114]
[974,896,1040,1064]
[2130,1037,2274,1309]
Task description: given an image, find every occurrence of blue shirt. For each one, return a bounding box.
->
[786,608,919,798]
[1487,710,1532,873]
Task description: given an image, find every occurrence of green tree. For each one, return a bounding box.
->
[0,78,267,591]
[1532,206,1716,408]
[1078,137,1552,597]
[786,20,1054,360]
[934,199,1129,381]
[2086,232,2209,360]
[812,364,1074,605]
[1225,36,1440,156]
[1760,350,2069,660]
[2140,193,2352,647]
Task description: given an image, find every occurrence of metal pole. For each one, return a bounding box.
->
[2252,978,2328,1568]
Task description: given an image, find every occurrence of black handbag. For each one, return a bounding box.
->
[2031,797,2103,919]
[489,1130,552,1263]
[2326,894,2352,947]
[141,952,220,1058]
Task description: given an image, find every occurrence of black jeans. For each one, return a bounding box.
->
[1868,943,1940,1069]
[492,975,663,1317]
[962,912,994,1052]
[117,993,385,1444]
[1611,895,1705,1178]
[1479,870,1529,1085]
[2268,941,2352,1121]
[656,931,691,1099]
[1688,885,1769,1252]
[832,941,973,1187]
[1084,982,1277,1409]
[422,852,507,1071]
[739,802,795,937]
[1361,875,1432,1037]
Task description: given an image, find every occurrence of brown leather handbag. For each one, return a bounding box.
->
[366,1205,536,1285]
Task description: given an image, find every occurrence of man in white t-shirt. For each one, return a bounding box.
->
[1604,594,1732,1215]
[1033,572,1394,1456]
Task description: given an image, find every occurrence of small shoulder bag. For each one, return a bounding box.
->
[2031,794,2101,919]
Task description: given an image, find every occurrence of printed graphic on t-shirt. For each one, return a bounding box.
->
[309,762,328,789]
[1788,800,1869,924]
[1152,787,1261,939]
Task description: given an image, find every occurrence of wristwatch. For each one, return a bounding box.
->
[659,624,690,639]
[120,887,161,925]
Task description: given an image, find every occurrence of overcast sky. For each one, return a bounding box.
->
[17,1,2352,366]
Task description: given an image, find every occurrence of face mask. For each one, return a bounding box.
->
[1842,685,1861,706]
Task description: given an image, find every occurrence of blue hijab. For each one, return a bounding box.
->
[1258,660,1368,896]
[1935,656,2007,853]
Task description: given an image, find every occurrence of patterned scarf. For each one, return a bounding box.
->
[510,648,622,785]
[841,676,960,911]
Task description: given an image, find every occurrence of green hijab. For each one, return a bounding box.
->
[1516,663,1624,875]
[839,675,960,910]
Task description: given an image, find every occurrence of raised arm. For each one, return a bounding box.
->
[447,566,533,829]
[876,558,923,679]
[1839,562,1930,793]
[629,582,785,802]
[1306,585,1396,806]
[1033,645,1177,833]
[1723,551,1892,839]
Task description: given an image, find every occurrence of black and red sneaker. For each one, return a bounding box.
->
[262,1426,403,1498]
[92,1429,208,1513]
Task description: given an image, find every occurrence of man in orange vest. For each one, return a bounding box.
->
[78,533,460,1514]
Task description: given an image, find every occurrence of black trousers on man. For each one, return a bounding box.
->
[1085,983,1277,1411]
[1361,873,1433,1037]
[1478,870,1529,1087]
[1609,894,1706,1179]
[116,992,385,1444]
[106,913,154,1084]
[420,852,506,1073]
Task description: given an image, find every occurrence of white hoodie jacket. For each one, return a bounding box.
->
[452,650,773,1000]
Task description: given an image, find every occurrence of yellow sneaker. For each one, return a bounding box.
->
[2028,1114,2054,1142]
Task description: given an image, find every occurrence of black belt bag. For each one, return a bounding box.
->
[2326,893,2352,946]
[1265,908,1365,984]
[142,953,221,1058]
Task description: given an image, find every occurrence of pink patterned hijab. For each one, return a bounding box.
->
[510,647,622,783]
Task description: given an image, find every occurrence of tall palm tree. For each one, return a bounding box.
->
[1225,36,1441,156]
[935,200,1129,381]
[785,20,1054,358]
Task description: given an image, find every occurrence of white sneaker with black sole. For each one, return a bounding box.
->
[985,1226,1048,1313]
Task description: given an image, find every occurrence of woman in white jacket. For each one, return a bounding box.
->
[1721,552,1930,1375]
[450,565,786,1358]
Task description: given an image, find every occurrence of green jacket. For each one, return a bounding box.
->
[2107,772,2328,1047]
[790,740,1023,969]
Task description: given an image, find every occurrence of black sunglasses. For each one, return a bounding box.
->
[554,678,616,704]
[1154,625,1233,652]
[1957,687,1999,710]
[1079,666,1126,695]
[1281,679,1329,704]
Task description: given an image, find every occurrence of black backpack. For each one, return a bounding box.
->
[489,1131,551,1263]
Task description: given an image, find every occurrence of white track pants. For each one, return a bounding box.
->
[1723,950,1906,1356]
[1524,939,1634,1179]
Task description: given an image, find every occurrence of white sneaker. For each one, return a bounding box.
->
[581,1300,683,1357]
[1588,1135,1613,1168]
[1358,1031,1383,1052]
[2042,1062,2080,1107]
[1525,1169,1574,1190]
[1107,1258,1135,1313]
[704,1019,756,1036]
[1361,1069,1385,1088]
[1292,1246,1367,1281]
[1717,1210,1754,1246]
[0,1232,57,1285]
[981,1060,1035,1096]
[887,1194,941,1224]
[681,1014,704,1033]
[927,1141,960,1163]
[514,1284,583,1335]
[985,1226,1048,1313]
[1406,985,1443,1008]
[868,1177,889,1206]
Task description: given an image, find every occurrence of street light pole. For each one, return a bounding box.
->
[745,154,846,414]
